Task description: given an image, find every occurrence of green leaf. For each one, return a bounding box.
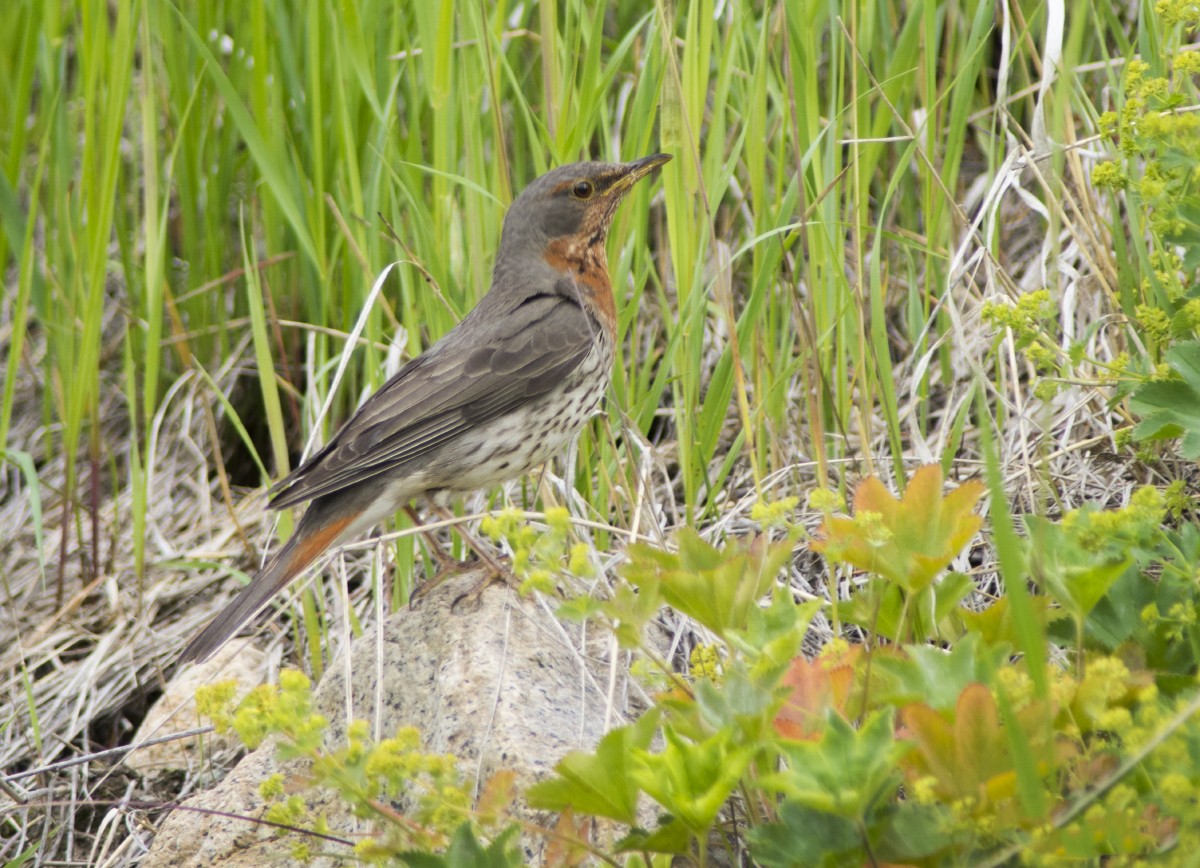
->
[616,816,692,855]
[871,634,1007,712]
[623,530,792,638]
[873,802,962,861]
[692,661,778,741]
[1026,515,1131,619]
[399,823,522,868]
[526,710,659,824]
[747,802,862,867]
[934,571,975,625]
[960,594,1059,648]
[841,578,906,642]
[1073,530,1200,690]
[555,594,604,622]
[631,725,757,833]
[599,580,663,649]
[750,799,960,867]
[1131,341,1200,457]
[759,710,906,821]
[726,590,821,676]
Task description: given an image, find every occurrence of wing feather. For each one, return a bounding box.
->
[269,294,594,509]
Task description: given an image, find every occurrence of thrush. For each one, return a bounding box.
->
[179,153,671,664]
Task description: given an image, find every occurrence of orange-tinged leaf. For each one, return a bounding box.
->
[814,466,985,594]
[775,657,832,740]
[954,682,1004,791]
[900,701,960,795]
[774,645,863,740]
[824,648,860,711]
[901,683,1009,801]
[853,476,899,523]
[476,769,517,821]
[896,463,943,537]
[543,808,590,868]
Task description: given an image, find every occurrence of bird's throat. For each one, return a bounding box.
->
[543,237,616,329]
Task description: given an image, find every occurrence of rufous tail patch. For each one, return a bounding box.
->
[284,512,357,581]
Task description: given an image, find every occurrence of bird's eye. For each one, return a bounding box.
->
[571,180,594,199]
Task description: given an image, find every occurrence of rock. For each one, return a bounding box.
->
[142,566,638,866]
[126,644,272,779]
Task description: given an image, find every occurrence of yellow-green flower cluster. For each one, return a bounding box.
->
[1135,303,1172,343]
[195,679,239,733]
[807,487,843,513]
[688,642,723,681]
[1091,160,1127,190]
[1022,341,1059,374]
[1177,299,1200,334]
[1098,352,1132,386]
[750,495,799,529]
[1143,598,1199,642]
[263,793,309,828]
[1162,478,1194,518]
[981,290,1055,342]
[232,670,328,753]
[1076,656,1135,729]
[995,664,1035,708]
[482,505,591,594]
[981,291,1069,383]
[364,725,459,799]
[1175,49,1200,74]
[1156,0,1200,28]
[1062,486,1165,553]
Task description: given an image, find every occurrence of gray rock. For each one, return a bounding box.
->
[143,566,639,866]
[126,644,272,779]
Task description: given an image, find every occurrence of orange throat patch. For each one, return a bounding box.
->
[543,237,616,331]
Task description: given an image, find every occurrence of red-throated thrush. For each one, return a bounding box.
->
[180,154,670,663]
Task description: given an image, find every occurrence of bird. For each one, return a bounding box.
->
[179,153,671,664]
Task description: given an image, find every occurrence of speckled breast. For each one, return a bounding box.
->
[429,331,614,494]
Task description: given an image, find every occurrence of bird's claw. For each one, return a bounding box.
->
[450,561,514,611]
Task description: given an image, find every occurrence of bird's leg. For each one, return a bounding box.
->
[405,504,512,607]
[427,503,520,609]
[428,503,510,581]
[402,505,457,572]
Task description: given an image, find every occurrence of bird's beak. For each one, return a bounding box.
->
[612,153,672,193]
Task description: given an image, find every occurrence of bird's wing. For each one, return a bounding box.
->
[268,292,597,509]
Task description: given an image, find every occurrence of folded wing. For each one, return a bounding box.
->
[269,293,596,509]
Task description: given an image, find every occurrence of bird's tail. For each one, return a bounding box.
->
[178,505,360,664]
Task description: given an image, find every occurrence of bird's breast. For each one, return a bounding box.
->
[424,336,614,494]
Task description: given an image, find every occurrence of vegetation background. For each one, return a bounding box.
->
[2,0,1200,864]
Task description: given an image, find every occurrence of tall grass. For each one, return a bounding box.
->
[0,0,1147,590]
[8,3,1193,861]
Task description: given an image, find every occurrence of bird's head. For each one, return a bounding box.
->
[496,154,671,265]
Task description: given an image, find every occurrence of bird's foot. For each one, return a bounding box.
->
[404,504,515,609]
[408,548,512,609]
[450,559,515,611]
[408,558,468,607]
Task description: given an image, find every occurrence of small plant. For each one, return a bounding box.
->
[981,4,1200,455]
[1130,339,1200,457]
[812,464,983,643]
[528,468,1200,864]
[198,671,522,864]
[1093,6,1200,456]
[198,467,1200,865]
